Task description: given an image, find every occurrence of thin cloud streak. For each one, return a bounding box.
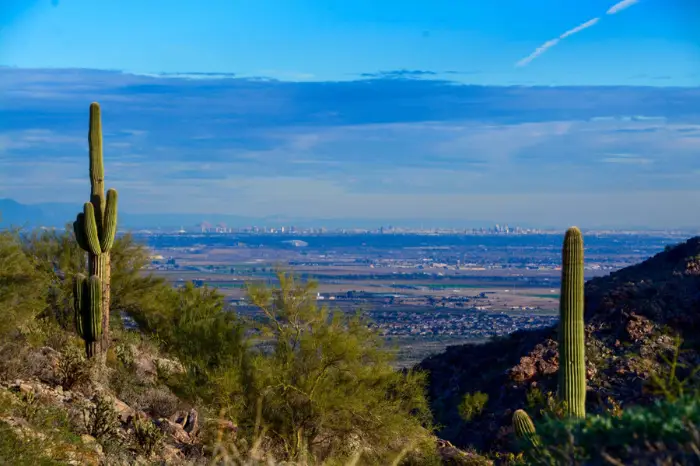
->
[516,17,599,67]
[560,18,600,38]
[516,0,641,67]
[606,0,640,15]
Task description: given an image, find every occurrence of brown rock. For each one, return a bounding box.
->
[156,418,191,444]
[112,397,135,423]
[169,408,199,436]
[437,438,493,465]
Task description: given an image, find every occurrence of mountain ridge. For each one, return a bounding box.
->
[0,198,419,230]
[417,235,700,453]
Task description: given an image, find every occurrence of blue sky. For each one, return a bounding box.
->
[1,0,700,228]
[2,0,699,85]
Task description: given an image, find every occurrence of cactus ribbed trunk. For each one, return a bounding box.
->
[557,226,586,418]
[86,341,99,359]
[73,102,118,360]
[88,243,109,354]
[88,103,110,357]
[101,254,111,354]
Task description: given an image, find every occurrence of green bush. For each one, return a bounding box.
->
[132,416,165,458]
[220,271,436,464]
[80,393,121,441]
[458,391,489,422]
[526,396,700,464]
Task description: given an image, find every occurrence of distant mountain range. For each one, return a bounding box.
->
[0,198,440,230]
[0,198,299,230]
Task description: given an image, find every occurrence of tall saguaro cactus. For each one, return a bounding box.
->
[557,226,586,418]
[73,102,118,359]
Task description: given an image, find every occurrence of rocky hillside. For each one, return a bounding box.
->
[0,338,212,465]
[418,236,700,453]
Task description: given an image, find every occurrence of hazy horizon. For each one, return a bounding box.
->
[2,0,700,229]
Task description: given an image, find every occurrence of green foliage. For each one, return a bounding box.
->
[557,226,586,419]
[528,396,700,465]
[80,393,121,441]
[20,227,86,327]
[525,387,568,421]
[20,229,169,333]
[0,231,50,337]
[56,344,93,391]
[0,388,96,465]
[102,232,172,330]
[0,422,66,466]
[129,281,248,406]
[645,335,700,402]
[221,271,436,463]
[458,391,489,422]
[525,386,546,411]
[132,416,164,458]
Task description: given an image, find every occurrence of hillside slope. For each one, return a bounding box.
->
[418,236,700,453]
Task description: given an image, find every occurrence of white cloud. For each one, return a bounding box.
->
[516,17,599,67]
[606,0,640,15]
[601,153,652,164]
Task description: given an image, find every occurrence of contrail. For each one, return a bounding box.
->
[560,18,600,38]
[515,0,641,67]
[607,0,640,15]
[516,18,599,67]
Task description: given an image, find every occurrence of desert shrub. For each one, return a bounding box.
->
[132,416,165,458]
[645,335,700,402]
[525,396,700,465]
[0,422,65,466]
[20,318,71,351]
[56,344,93,391]
[525,386,546,411]
[128,281,248,406]
[0,337,33,382]
[20,228,85,330]
[113,339,136,369]
[0,231,50,337]
[135,385,180,418]
[524,387,567,421]
[458,391,489,422]
[218,271,437,464]
[80,393,121,441]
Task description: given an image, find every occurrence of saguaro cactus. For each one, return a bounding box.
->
[73,102,118,359]
[558,226,586,418]
[73,274,103,358]
[512,409,538,446]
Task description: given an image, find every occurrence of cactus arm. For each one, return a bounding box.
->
[73,274,87,338]
[100,189,118,252]
[512,409,541,454]
[82,203,102,255]
[558,226,587,418]
[512,409,537,441]
[73,214,89,252]
[87,275,103,340]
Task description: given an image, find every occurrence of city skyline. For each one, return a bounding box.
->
[1,1,700,228]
